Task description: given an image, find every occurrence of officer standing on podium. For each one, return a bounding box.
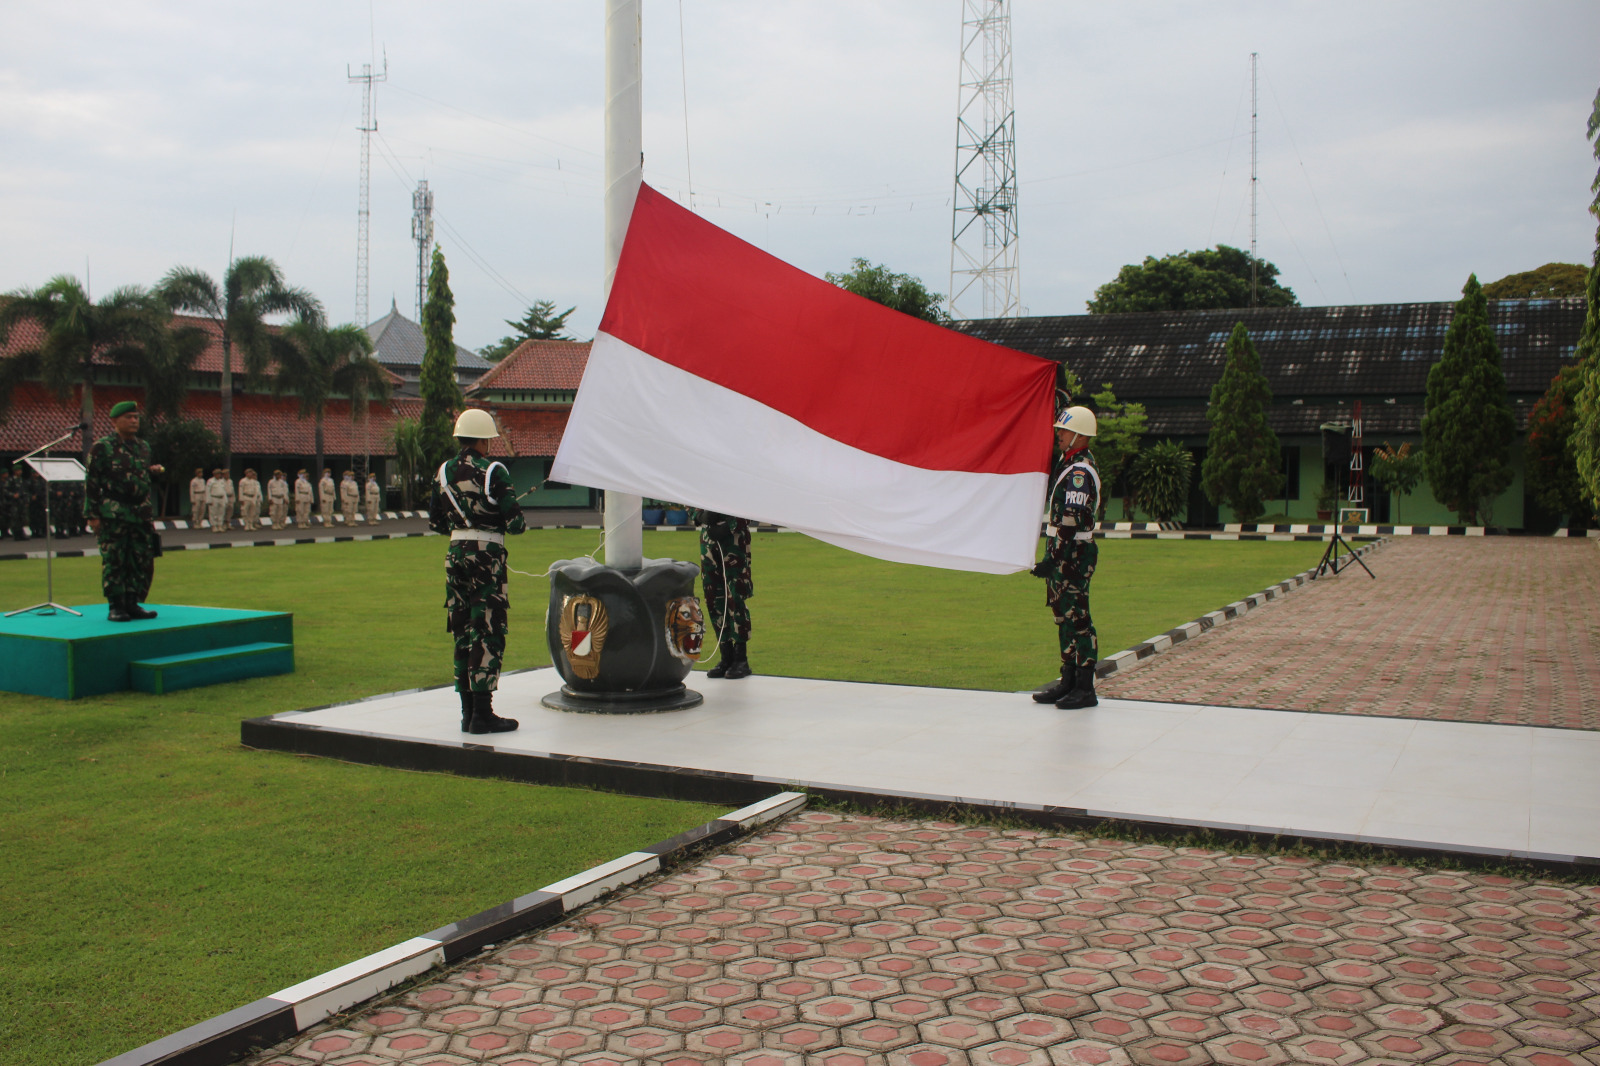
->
[84,401,164,622]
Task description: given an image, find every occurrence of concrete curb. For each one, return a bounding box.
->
[1097,537,1390,680]
[96,791,807,1066]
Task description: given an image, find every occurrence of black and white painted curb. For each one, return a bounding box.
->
[1096,537,1390,680]
[98,791,808,1066]
[1227,521,1600,538]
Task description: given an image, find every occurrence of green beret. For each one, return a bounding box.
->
[109,401,139,418]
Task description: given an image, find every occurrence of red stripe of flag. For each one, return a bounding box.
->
[599,185,1056,476]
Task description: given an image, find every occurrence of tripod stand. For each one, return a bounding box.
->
[1312,523,1374,580]
[6,426,86,617]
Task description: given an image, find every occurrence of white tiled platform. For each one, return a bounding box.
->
[273,668,1600,863]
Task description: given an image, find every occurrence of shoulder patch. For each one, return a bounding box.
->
[1071,472,1086,488]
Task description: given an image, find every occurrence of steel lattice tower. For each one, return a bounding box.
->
[349,57,387,327]
[411,179,434,321]
[949,0,1019,321]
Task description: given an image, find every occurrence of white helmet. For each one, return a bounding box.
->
[1053,405,1098,437]
[453,408,500,439]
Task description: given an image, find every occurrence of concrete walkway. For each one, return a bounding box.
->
[1102,538,1600,731]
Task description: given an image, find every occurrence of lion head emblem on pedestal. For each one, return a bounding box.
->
[665,596,704,664]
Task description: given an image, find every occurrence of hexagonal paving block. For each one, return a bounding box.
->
[886,1043,972,1066]
[1124,1036,1215,1066]
[572,1004,648,1033]
[1293,1010,1375,1041]
[1074,1012,1151,1043]
[1434,1022,1522,1058]
[448,1027,527,1060]
[525,1026,605,1057]
[1090,989,1169,1019]
[1203,1034,1290,1066]
[763,1021,839,1052]
[916,1016,999,1050]
[1355,1031,1444,1062]
[684,1024,761,1056]
[799,994,874,1026]
[994,1012,1076,1046]
[1047,1037,1134,1065]
[723,999,798,1029]
[1279,1034,1367,1065]
[1147,1010,1226,1042]
[841,1019,923,1052]
[371,1028,450,1058]
[649,997,721,1031]
[966,1041,1054,1066]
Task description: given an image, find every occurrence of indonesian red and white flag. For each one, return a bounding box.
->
[551,184,1057,574]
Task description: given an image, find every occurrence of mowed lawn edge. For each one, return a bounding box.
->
[0,533,1320,1066]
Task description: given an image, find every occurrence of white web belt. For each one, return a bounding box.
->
[450,529,504,545]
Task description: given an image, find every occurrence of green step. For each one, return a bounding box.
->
[129,642,295,695]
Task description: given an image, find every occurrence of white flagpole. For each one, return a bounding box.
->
[602,0,644,570]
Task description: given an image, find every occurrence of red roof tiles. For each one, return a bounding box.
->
[470,339,591,392]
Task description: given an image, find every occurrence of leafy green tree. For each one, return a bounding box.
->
[1131,440,1193,522]
[1421,275,1517,525]
[1087,245,1297,313]
[389,416,429,510]
[275,318,392,484]
[825,258,950,323]
[147,417,224,516]
[157,257,321,457]
[1370,442,1426,525]
[478,300,578,361]
[0,276,170,465]
[1525,369,1589,529]
[1570,89,1600,512]
[419,247,464,466]
[1201,322,1282,523]
[1482,263,1588,299]
[1088,382,1147,521]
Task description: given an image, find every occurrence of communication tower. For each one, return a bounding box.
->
[1250,52,1259,306]
[411,180,434,320]
[349,56,388,327]
[949,0,1019,321]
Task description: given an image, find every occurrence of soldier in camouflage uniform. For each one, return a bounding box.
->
[428,409,527,734]
[5,466,28,540]
[68,480,88,538]
[85,401,164,622]
[28,466,46,539]
[693,510,754,679]
[1031,406,1101,709]
[0,468,12,540]
[50,479,70,539]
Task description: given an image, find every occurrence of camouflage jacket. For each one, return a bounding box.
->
[84,434,154,525]
[692,510,754,599]
[1044,450,1100,562]
[429,448,527,536]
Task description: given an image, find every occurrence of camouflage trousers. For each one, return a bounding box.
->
[98,519,156,603]
[445,540,510,693]
[701,543,752,645]
[1048,540,1098,669]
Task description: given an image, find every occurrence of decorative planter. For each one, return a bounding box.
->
[541,556,704,713]
[664,508,689,526]
[1316,509,1332,521]
[641,507,664,525]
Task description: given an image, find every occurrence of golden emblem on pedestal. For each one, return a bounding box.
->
[665,596,705,664]
[558,594,609,679]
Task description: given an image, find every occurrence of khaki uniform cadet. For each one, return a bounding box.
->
[293,469,314,527]
[267,470,290,529]
[339,471,360,524]
[693,510,755,679]
[189,469,207,527]
[428,409,527,734]
[205,468,232,533]
[363,473,382,523]
[237,469,263,531]
[84,401,163,622]
[1030,406,1102,710]
[318,469,336,522]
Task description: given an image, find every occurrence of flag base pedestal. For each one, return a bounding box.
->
[542,556,705,715]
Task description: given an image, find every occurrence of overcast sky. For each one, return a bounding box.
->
[4,2,1597,350]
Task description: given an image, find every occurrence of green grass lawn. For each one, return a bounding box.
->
[0,532,1320,1065]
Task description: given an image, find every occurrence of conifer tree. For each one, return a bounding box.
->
[1421,275,1516,524]
[1202,322,1281,523]
[420,247,463,466]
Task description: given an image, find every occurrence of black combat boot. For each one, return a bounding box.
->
[459,689,473,732]
[107,598,132,623]
[724,643,752,680]
[1056,661,1099,709]
[127,600,157,620]
[1032,665,1074,704]
[706,641,732,678]
[468,690,519,734]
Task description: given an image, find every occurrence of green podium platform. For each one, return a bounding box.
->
[0,605,294,700]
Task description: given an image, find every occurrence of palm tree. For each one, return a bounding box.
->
[274,317,392,481]
[0,276,169,464]
[157,257,322,457]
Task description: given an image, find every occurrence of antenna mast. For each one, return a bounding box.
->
[411,180,434,321]
[1250,51,1258,307]
[349,55,388,327]
[949,0,1019,321]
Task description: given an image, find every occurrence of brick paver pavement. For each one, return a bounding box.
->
[1100,537,1600,730]
[249,809,1600,1066]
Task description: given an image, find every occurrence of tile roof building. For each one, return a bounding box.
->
[959,299,1586,529]
[463,338,595,508]
[366,299,493,395]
